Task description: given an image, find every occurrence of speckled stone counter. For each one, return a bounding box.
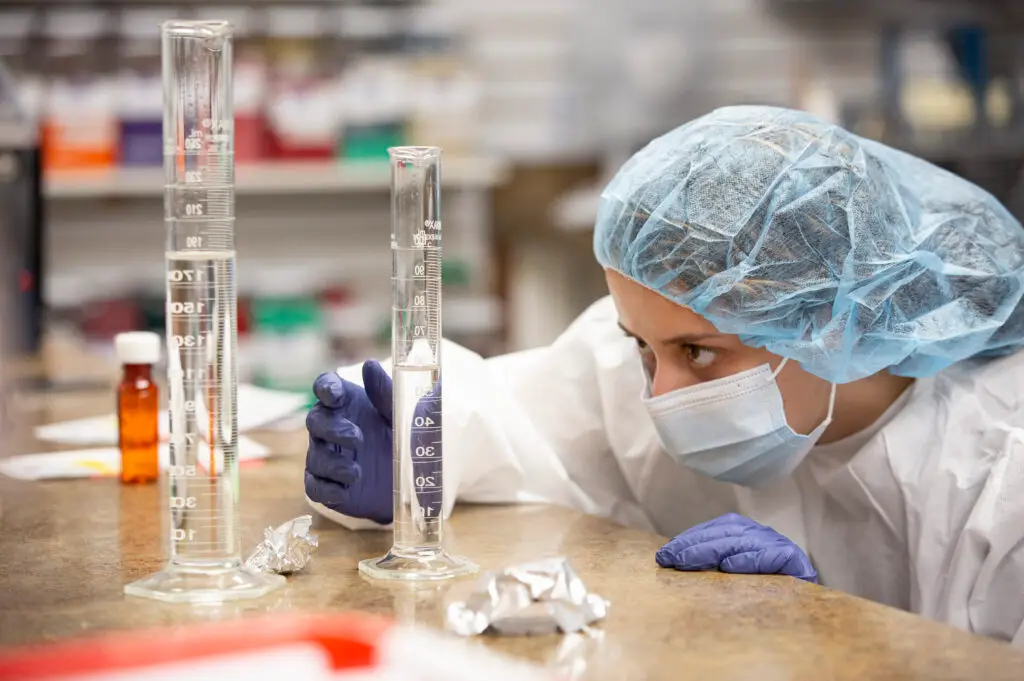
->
[2,392,1024,680]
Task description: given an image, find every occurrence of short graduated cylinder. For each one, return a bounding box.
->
[358,147,477,581]
[124,19,283,603]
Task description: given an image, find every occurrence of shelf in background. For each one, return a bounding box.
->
[45,158,512,199]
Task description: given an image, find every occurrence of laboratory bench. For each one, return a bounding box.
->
[2,389,1024,681]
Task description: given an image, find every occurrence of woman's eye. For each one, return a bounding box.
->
[685,345,718,368]
[634,338,648,350]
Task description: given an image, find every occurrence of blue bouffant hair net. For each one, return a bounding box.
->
[594,105,1024,383]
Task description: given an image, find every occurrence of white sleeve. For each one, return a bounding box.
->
[916,426,1024,645]
[311,296,633,530]
[964,428,1024,646]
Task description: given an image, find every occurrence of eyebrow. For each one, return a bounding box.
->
[617,322,724,345]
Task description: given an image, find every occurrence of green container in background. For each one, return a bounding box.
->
[442,259,471,288]
[250,294,326,393]
[339,123,406,161]
[251,295,321,332]
[138,294,166,335]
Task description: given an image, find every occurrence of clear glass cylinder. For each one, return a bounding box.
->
[124,20,283,604]
[162,19,234,240]
[358,147,477,582]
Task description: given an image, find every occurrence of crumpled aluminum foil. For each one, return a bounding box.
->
[245,515,318,575]
[446,557,609,636]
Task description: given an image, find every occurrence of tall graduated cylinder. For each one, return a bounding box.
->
[391,148,444,550]
[124,20,283,603]
[358,147,477,581]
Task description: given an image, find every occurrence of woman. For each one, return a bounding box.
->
[304,106,1024,645]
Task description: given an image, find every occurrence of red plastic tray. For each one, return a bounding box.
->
[0,612,549,681]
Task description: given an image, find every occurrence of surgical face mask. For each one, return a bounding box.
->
[641,359,836,487]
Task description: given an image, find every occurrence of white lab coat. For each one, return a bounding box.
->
[312,296,1024,646]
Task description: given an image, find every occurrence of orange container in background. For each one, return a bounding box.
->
[41,82,118,171]
[40,9,118,172]
[41,116,118,171]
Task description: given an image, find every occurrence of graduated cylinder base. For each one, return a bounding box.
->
[124,561,285,604]
[359,546,478,582]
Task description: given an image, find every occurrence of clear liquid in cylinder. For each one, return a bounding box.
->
[164,249,238,566]
[392,365,443,552]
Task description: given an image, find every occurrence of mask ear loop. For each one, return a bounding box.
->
[823,383,837,422]
[770,357,837,423]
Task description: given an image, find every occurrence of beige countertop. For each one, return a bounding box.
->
[2,387,1024,680]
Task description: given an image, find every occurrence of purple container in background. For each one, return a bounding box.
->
[119,119,163,166]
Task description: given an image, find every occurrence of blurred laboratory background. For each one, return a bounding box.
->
[2,0,1024,395]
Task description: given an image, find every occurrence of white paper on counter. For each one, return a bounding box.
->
[0,436,271,481]
[33,383,308,446]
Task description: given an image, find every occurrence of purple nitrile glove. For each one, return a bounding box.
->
[304,360,444,525]
[305,360,394,525]
[655,513,818,583]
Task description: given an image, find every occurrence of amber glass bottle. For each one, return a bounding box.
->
[115,332,161,484]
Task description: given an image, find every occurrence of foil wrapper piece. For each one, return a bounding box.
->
[446,557,609,636]
[245,515,318,575]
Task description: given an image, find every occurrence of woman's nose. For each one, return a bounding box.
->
[650,364,693,398]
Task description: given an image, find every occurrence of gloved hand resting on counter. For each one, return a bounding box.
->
[655,513,818,583]
[305,361,394,525]
[305,360,442,526]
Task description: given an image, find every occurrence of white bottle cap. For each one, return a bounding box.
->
[115,331,162,365]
